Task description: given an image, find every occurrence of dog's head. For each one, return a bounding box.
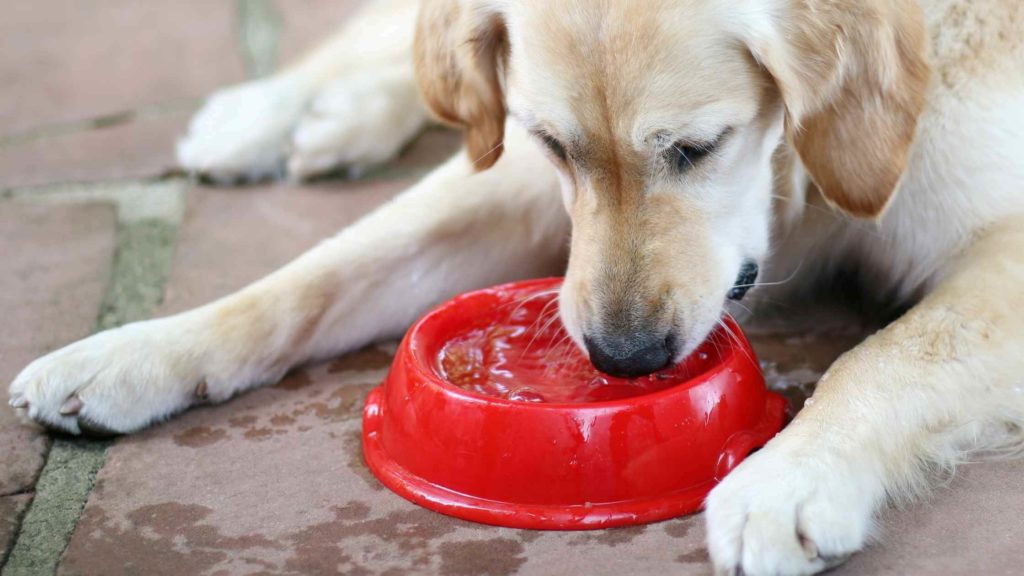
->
[416,0,928,376]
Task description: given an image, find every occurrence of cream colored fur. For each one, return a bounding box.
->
[9,1,1024,574]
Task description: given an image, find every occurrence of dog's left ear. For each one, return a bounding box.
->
[415,0,508,171]
[741,0,930,218]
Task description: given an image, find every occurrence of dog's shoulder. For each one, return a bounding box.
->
[923,0,1024,92]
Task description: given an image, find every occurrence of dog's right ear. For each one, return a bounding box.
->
[415,0,508,170]
[737,0,929,219]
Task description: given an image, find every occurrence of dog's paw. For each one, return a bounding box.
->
[8,318,208,435]
[705,441,878,576]
[177,75,310,183]
[287,72,428,180]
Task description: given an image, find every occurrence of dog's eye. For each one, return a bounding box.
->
[667,129,730,173]
[539,133,568,162]
[669,141,715,172]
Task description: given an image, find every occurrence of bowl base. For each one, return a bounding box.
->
[361,387,788,530]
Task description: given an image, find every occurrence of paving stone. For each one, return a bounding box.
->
[273,0,369,66]
[0,203,117,497]
[839,459,1024,576]
[388,127,462,175]
[0,494,33,563]
[0,111,191,189]
[0,113,460,191]
[0,1,244,137]
[58,346,711,576]
[159,180,408,315]
[0,0,459,189]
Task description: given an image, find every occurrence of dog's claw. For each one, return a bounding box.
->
[9,395,27,409]
[60,395,83,416]
[194,380,208,401]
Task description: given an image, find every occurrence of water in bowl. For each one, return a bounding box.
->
[436,292,720,404]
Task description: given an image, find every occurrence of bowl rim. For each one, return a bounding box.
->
[402,277,748,411]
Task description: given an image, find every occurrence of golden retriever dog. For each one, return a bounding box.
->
[10,0,1024,573]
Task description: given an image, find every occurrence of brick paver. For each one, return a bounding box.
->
[0,1,244,138]
[0,0,459,190]
[0,0,245,188]
[0,494,32,564]
[0,202,117,561]
[273,0,368,66]
[158,180,405,314]
[0,112,190,189]
[840,460,1024,575]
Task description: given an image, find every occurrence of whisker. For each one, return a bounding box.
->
[732,260,804,290]
[522,302,565,356]
[542,330,576,364]
[503,289,558,330]
[500,288,560,314]
[528,297,560,332]
[471,140,505,166]
[718,314,757,367]
[729,299,755,317]
[536,307,565,338]
[709,320,725,365]
[513,292,560,331]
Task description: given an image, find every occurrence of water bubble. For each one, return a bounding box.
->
[699,352,709,361]
[508,388,546,403]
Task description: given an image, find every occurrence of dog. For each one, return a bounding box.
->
[9,0,1024,573]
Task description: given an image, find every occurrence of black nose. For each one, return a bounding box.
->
[585,333,676,378]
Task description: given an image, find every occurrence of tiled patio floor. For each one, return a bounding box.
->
[1,2,1022,575]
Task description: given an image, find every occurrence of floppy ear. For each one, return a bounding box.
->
[415,0,508,170]
[742,0,930,218]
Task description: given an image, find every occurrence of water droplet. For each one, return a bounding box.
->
[804,398,816,407]
[699,352,709,361]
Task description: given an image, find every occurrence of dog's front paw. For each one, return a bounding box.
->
[177,75,310,183]
[705,439,879,576]
[8,318,209,435]
[287,72,428,180]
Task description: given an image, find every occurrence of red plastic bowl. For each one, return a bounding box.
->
[362,278,785,530]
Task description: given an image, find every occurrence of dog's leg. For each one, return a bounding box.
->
[177,0,428,182]
[10,124,566,435]
[706,213,1024,576]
